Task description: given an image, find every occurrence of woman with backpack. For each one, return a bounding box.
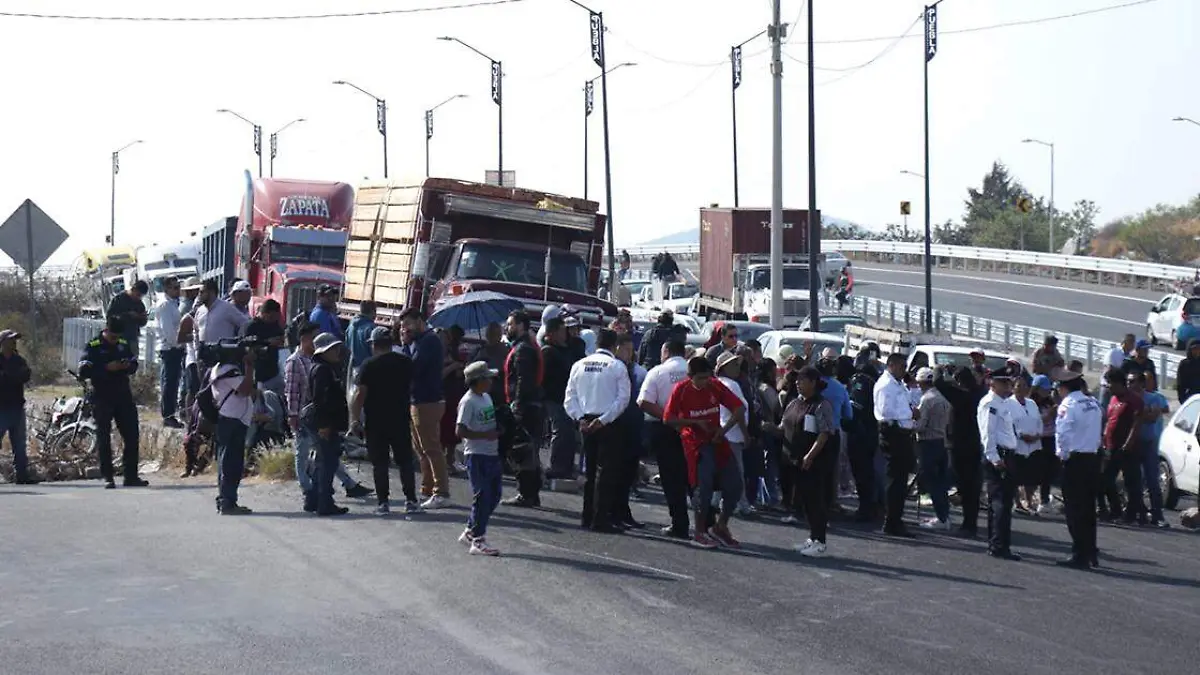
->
[781,366,837,557]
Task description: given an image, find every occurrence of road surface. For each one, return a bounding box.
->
[1,473,1196,675]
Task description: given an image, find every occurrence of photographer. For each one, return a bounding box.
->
[210,344,256,515]
[244,299,286,398]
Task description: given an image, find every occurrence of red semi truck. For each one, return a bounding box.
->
[340,178,617,325]
[695,206,825,327]
[202,171,354,321]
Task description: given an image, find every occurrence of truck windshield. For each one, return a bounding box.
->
[750,267,810,290]
[271,243,346,267]
[457,243,588,293]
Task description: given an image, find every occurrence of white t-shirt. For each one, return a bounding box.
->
[456,390,499,456]
[717,375,748,444]
[1105,347,1129,371]
[637,356,689,416]
[211,364,254,426]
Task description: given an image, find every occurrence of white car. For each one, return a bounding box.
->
[1145,293,1200,350]
[907,345,1011,373]
[1156,394,1200,509]
[758,330,845,365]
[824,251,849,285]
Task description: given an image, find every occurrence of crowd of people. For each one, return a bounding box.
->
[2,278,1184,566]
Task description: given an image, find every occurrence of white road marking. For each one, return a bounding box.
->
[0,620,13,628]
[513,536,694,581]
[63,608,89,615]
[861,280,1143,327]
[855,266,1159,304]
[621,585,676,609]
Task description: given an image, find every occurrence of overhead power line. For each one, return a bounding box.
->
[0,0,524,21]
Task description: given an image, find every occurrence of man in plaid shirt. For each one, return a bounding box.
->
[285,321,373,508]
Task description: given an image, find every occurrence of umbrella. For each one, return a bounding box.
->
[428,290,527,332]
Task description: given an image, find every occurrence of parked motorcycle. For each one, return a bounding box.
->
[37,370,104,475]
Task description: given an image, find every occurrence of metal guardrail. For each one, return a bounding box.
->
[613,240,1196,286]
[851,294,1184,386]
[63,317,162,371]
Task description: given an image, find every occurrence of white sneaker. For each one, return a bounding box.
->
[800,540,827,557]
[920,517,950,530]
[458,528,475,545]
[793,538,817,552]
[1037,500,1056,516]
[421,494,449,510]
[469,538,500,556]
[781,514,798,525]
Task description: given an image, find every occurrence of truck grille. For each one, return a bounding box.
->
[782,299,808,317]
[287,284,320,320]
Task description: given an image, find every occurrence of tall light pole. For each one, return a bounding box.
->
[333,80,388,178]
[730,29,766,208]
[1022,138,1056,252]
[110,139,143,246]
[216,109,262,177]
[438,37,504,184]
[269,118,306,178]
[425,94,468,177]
[583,62,635,200]
[769,0,784,328]
[805,0,820,329]
[1173,116,1200,128]
[921,1,943,333]
[564,0,619,293]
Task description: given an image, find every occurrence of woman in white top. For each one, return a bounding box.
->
[1010,374,1044,514]
[714,352,749,514]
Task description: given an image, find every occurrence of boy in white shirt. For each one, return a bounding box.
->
[457,361,503,556]
[714,352,750,517]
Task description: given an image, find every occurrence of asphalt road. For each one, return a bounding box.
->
[3,471,1198,675]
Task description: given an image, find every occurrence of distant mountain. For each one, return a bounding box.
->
[632,215,862,247]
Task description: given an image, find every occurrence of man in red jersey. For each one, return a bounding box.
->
[664,356,747,549]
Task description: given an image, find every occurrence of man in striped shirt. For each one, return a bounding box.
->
[284,321,372,509]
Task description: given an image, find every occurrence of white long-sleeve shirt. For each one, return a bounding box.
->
[637,356,688,418]
[1010,396,1042,456]
[978,390,1019,464]
[718,375,748,444]
[564,349,630,426]
[1054,391,1103,461]
[155,297,182,350]
[873,371,914,429]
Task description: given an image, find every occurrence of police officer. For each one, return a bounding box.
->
[978,366,1021,560]
[1053,367,1103,569]
[565,329,631,533]
[79,315,149,489]
[873,352,916,537]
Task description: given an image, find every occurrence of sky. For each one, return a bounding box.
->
[0,0,1196,268]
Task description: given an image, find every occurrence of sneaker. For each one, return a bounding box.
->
[454,461,468,474]
[375,502,390,516]
[123,477,150,488]
[1152,520,1171,530]
[710,526,741,549]
[162,417,184,429]
[404,500,425,515]
[800,540,827,558]
[422,494,449,510]
[458,528,476,545]
[317,506,350,517]
[691,532,719,549]
[1037,501,1055,516]
[793,538,817,552]
[345,484,374,499]
[219,503,253,516]
[919,517,951,530]
[469,538,500,556]
[781,514,798,525]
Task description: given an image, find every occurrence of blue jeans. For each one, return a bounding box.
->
[215,416,247,506]
[467,454,503,538]
[310,430,343,511]
[1141,439,1165,522]
[759,435,782,506]
[546,401,580,478]
[0,406,28,479]
[917,438,951,522]
[294,426,355,493]
[158,348,184,419]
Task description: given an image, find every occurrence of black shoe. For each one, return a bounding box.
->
[590,523,624,534]
[345,484,373,499]
[123,477,150,488]
[661,526,690,539]
[14,476,42,485]
[317,506,350,516]
[957,525,978,538]
[988,549,1022,561]
[883,526,916,539]
[219,503,253,516]
[621,519,646,530]
[502,494,538,508]
[104,480,116,490]
[853,510,876,523]
[179,469,194,478]
[303,500,317,513]
[1089,554,1100,568]
[162,417,184,429]
[1056,556,1089,569]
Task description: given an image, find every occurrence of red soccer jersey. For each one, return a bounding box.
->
[663,377,744,486]
[1104,392,1143,452]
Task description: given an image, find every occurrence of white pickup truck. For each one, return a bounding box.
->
[844,325,1013,372]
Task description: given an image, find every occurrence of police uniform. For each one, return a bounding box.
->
[873,368,915,535]
[1054,371,1103,568]
[977,370,1021,559]
[78,334,145,487]
[564,348,631,532]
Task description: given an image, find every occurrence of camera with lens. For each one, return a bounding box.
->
[199,336,269,365]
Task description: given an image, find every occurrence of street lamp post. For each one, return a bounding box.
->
[583,62,635,200]
[768,0,785,328]
[333,80,388,178]
[1173,116,1200,128]
[921,1,944,333]
[217,109,263,177]
[805,0,820,329]
[425,94,468,177]
[110,139,143,245]
[269,118,306,178]
[730,29,766,208]
[1022,138,1056,252]
[438,37,503,183]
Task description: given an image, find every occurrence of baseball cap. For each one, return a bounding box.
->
[319,284,338,296]
[541,305,562,323]
[0,329,22,342]
[988,365,1017,380]
[777,344,796,361]
[313,332,343,355]
[1031,374,1053,390]
[231,280,252,293]
[464,360,499,383]
[915,367,935,383]
[1135,339,1151,350]
[366,326,393,344]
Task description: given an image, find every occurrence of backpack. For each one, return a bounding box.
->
[196,368,243,424]
[286,310,308,349]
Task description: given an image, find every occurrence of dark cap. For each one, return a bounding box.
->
[319,284,338,296]
[988,365,1018,380]
[366,326,393,344]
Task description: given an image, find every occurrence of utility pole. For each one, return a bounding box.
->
[269,118,306,178]
[806,0,820,331]
[437,38,503,183]
[424,94,467,177]
[922,2,941,333]
[110,140,143,245]
[332,81,389,178]
[768,0,784,328]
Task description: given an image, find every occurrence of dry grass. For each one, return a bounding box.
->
[254,449,296,481]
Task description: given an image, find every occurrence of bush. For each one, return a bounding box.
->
[0,269,86,384]
[254,449,296,481]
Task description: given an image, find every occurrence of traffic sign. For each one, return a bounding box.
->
[900,201,911,216]
[1016,196,1034,213]
[0,199,69,275]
